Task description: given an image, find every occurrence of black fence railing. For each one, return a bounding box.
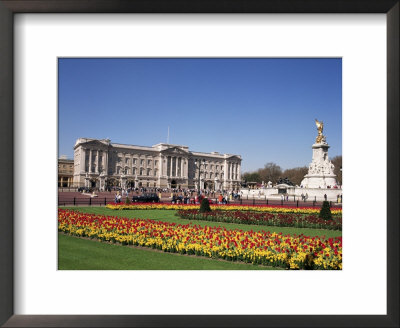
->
[58,197,342,209]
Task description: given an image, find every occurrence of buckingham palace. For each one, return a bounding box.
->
[73,138,242,191]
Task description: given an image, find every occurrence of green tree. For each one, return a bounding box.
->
[331,155,342,185]
[242,172,261,184]
[258,162,282,185]
[199,198,212,213]
[319,201,332,220]
[282,166,308,186]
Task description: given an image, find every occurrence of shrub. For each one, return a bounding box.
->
[125,197,131,205]
[319,201,332,220]
[199,197,212,213]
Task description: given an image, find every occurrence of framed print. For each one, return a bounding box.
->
[0,1,398,327]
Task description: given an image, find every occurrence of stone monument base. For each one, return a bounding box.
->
[240,187,342,202]
[300,175,338,189]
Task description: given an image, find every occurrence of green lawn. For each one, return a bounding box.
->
[62,206,342,238]
[58,233,278,270]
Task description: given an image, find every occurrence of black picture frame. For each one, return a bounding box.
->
[0,1,398,327]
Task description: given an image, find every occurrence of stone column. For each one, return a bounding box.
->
[131,154,134,175]
[159,154,163,176]
[181,158,184,177]
[89,149,92,173]
[105,151,108,175]
[102,151,106,174]
[96,150,99,173]
[176,157,179,177]
[223,159,228,188]
[170,156,173,177]
[80,148,86,173]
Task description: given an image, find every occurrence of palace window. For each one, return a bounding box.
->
[140,159,144,166]
[140,168,144,175]
[133,159,137,165]
[147,168,151,176]
[147,160,152,166]
[155,160,158,166]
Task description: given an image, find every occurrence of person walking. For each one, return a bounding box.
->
[218,194,223,204]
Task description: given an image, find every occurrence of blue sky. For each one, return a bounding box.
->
[58,58,342,172]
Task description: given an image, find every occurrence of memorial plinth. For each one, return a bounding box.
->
[300,140,338,189]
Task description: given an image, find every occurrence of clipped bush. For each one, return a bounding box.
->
[125,196,131,205]
[199,197,212,213]
[319,201,332,220]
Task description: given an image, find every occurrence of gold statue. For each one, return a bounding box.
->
[315,119,325,143]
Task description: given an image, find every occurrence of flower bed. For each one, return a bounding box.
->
[105,203,342,216]
[58,209,342,270]
[176,210,342,230]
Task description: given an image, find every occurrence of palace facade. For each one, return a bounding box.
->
[73,138,242,190]
[58,157,74,187]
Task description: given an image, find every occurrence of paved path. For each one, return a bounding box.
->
[58,191,342,208]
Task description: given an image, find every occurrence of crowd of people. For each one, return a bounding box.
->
[109,187,243,205]
[169,189,241,205]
